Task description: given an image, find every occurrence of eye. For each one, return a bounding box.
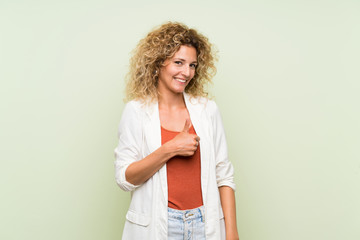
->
[174,61,183,65]
[190,63,197,68]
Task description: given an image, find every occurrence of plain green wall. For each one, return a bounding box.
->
[1,0,359,239]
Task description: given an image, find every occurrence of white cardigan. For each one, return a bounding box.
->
[114,93,235,240]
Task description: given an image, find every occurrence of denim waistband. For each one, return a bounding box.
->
[168,206,205,222]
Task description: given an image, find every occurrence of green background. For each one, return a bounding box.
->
[1,0,359,239]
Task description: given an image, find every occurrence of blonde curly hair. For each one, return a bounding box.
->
[125,22,217,102]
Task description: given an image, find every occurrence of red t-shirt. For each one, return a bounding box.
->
[161,125,203,210]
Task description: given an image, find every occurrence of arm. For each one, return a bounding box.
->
[126,118,199,185]
[116,109,199,188]
[209,101,238,238]
[124,143,173,186]
[219,186,239,240]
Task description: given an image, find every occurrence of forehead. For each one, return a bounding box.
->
[172,45,197,61]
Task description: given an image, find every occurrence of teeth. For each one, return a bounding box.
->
[175,78,186,83]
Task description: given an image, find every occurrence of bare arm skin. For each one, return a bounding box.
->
[125,119,200,186]
[219,186,239,240]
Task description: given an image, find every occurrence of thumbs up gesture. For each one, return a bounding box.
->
[182,118,191,133]
[169,119,200,157]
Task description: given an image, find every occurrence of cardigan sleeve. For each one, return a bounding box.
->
[209,101,236,191]
[114,101,143,192]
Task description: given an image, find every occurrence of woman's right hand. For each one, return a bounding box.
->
[166,119,200,157]
[124,119,200,186]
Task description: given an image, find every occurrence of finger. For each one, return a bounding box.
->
[189,149,196,155]
[194,135,200,142]
[186,151,195,156]
[182,118,191,133]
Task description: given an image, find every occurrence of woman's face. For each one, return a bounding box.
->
[158,45,197,96]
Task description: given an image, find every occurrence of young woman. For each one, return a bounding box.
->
[115,22,239,240]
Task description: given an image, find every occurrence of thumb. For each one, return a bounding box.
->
[182,118,191,133]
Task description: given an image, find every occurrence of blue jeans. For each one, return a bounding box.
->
[168,206,206,240]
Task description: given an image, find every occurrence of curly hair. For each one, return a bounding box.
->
[125,22,217,102]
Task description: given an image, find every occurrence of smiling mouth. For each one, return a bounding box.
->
[174,78,187,83]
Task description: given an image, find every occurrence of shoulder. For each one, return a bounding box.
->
[197,97,220,117]
[186,94,218,112]
[123,99,150,115]
[186,96,222,126]
[204,98,218,112]
[120,100,147,123]
[124,99,143,110]
[186,94,221,117]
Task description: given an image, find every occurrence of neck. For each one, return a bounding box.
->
[158,92,186,110]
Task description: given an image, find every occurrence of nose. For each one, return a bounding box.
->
[181,65,191,78]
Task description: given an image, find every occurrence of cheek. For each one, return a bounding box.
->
[163,66,177,77]
[191,70,196,79]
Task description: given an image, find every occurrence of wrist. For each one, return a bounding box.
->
[225,228,239,240]
[160,141,177,160]
[226,234,239,240]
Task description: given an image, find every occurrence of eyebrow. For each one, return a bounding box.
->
[173,58,198,64]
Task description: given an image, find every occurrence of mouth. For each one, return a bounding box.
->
[174,78,187,83]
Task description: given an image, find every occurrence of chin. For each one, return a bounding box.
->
[174,88,186,94]
[170,85,186,94]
